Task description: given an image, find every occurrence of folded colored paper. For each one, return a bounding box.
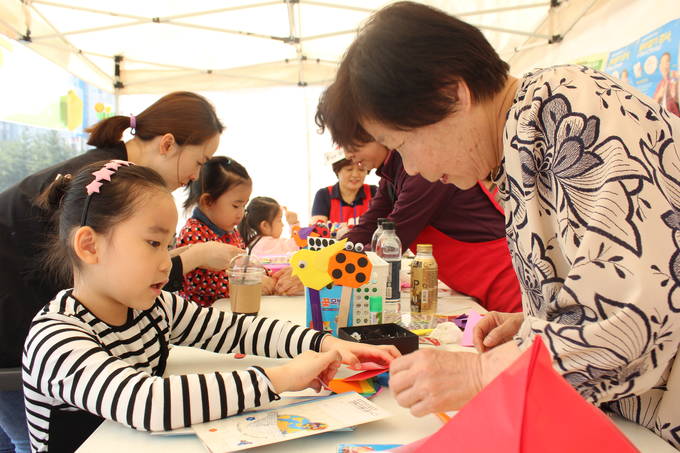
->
[415,336,639,452]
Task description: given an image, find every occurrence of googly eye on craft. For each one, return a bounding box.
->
[354,243,364,253]
[345,241,354,251]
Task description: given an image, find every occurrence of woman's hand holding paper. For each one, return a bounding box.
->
[472,311,524,353]
[389,349,483,416]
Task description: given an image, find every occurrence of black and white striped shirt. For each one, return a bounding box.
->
[22,290,326,452]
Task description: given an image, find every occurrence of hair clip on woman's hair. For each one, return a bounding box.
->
[81,160,133,226]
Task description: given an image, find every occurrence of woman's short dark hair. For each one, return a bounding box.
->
[315,1,510,148]
[184,156,251,209]
[36,162,169,285]
[238,196,281,249]
[331,158,355,176]
[86,91,224,148]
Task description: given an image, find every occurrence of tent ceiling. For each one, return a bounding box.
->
[0,0,562,94]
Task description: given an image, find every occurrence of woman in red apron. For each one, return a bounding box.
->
[311,157,376,226]
[410,182,521,313]
[345,143,521,313]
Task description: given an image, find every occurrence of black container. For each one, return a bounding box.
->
[338,323,419,355]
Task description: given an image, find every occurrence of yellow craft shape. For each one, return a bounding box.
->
[290,239,347,290]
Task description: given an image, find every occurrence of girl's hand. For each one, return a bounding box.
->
[320,335,400,369]
[472,311,524,353]
[264,350,341,393]
[183,242,243,272]
[261,275,276,295]
[283,206,299,226]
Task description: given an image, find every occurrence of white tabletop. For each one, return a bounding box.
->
[77,294,675,452]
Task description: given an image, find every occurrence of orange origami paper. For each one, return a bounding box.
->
[415,336,639,452]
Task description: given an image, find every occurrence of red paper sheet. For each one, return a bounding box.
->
[413,336,639,452]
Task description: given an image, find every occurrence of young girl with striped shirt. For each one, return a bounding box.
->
[22,161,399,452]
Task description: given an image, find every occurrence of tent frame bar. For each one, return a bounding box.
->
[29,0,289,43]
[25,3,114,83]
[470,23,551,40]
[456,2,551,17]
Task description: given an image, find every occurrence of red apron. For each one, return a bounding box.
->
[329,184,373,225]
[409,182,522,313]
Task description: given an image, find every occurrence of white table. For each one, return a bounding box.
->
[77,295,676,452]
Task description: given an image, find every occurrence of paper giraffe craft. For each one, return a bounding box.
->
[414,336,638,453]
[290,239,347,290]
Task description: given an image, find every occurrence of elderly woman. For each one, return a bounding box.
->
[319,1,680,447]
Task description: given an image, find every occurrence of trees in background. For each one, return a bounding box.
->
[0,121,84,192]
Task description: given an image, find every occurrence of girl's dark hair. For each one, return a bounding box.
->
[36,162,169,285]
[315,1,510,148]
[238,197,281,249]
[331,158,355,176]
[86,91,224,148]
[183,156,251,209]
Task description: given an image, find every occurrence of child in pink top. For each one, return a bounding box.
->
[239,197,300,259]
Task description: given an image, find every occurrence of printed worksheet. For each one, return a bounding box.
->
[193,392,390,452]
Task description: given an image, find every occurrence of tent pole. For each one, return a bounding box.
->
[114,90,120,115]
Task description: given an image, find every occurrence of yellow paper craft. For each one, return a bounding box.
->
[290,239,347,290]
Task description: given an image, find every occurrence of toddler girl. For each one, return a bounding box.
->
[23,160,399,452]
[177,156,275,305]
[239,196,300,258]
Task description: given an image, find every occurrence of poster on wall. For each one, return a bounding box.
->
[572,52,609,71]
[603,43,637,87]
[601,18,680,116]
[633,19,680,115]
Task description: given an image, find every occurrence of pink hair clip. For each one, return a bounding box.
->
[81,160,133,225]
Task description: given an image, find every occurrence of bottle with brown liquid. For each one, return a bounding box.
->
[410,244,438,314]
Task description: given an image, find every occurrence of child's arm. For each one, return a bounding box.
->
[283,206,299,227]
[166,292,400,366]
[23,316,340,435]
[166,292,326,357]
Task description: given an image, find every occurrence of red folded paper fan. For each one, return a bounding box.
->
[416,336,639,452]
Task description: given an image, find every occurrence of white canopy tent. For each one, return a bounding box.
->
[0,0,570,95]
[1,0,677,223]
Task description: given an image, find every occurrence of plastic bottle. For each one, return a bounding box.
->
[375,221,402,316]
[410,244,438,315]
[370,218,387,252]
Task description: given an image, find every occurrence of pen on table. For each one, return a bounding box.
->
[435,412,451,424]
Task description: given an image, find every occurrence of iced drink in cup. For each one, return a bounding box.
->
[228,254,265,316]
